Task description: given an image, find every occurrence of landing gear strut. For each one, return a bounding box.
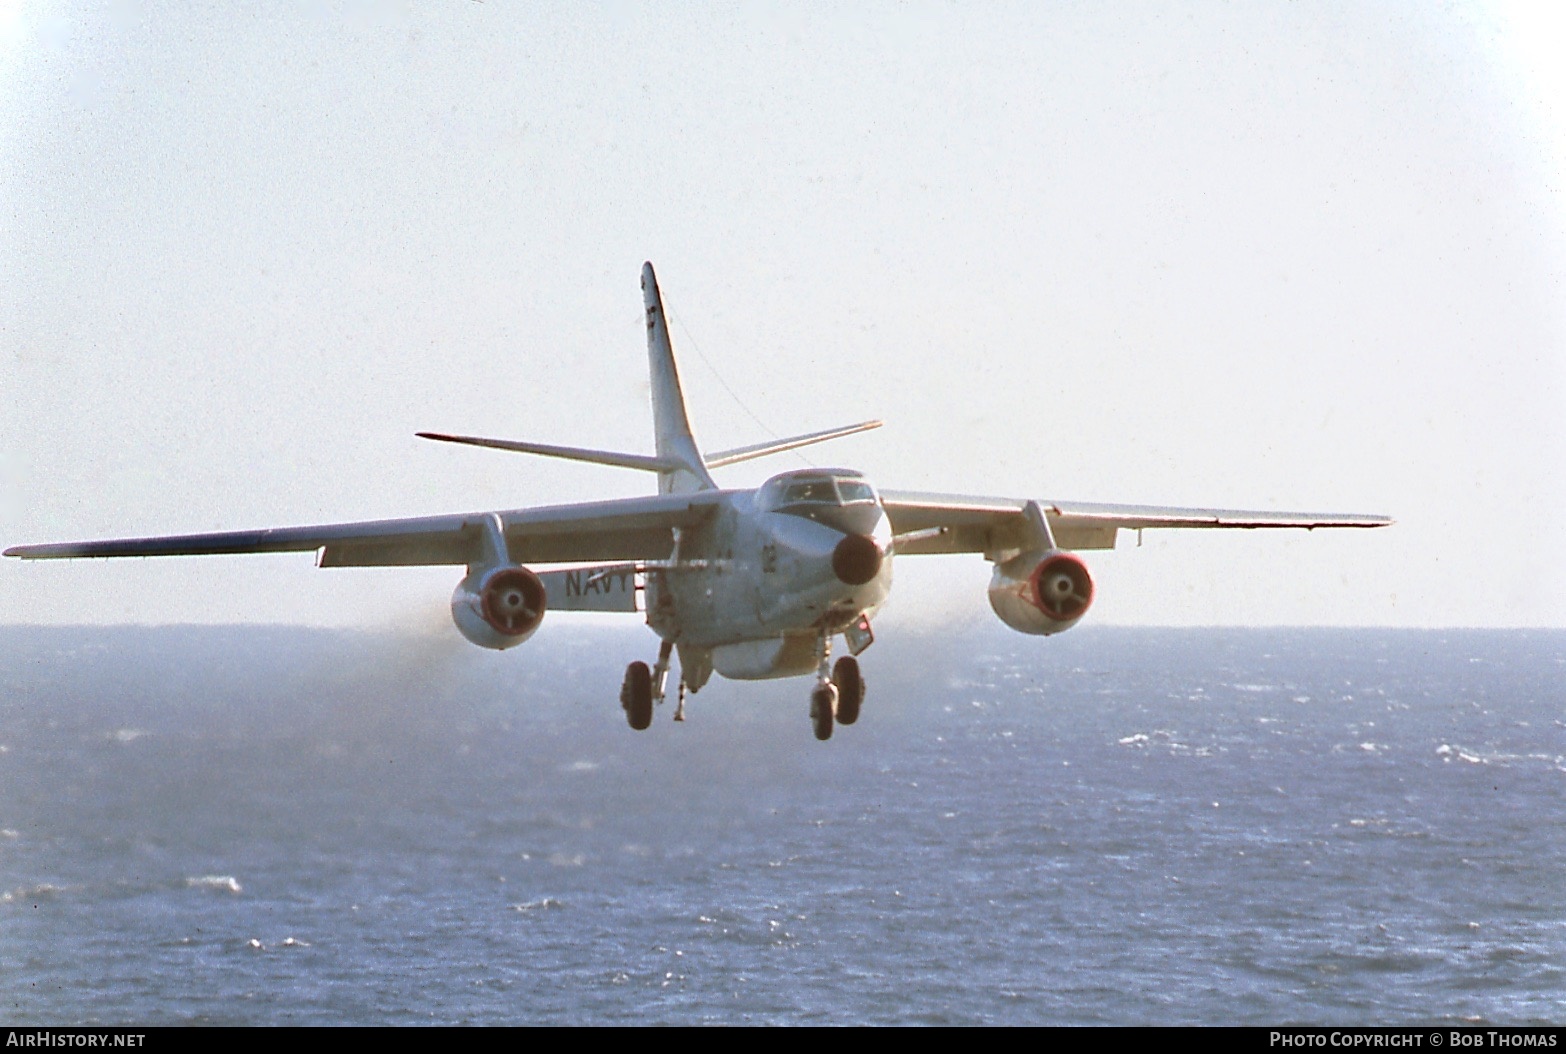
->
[650,640,682,720]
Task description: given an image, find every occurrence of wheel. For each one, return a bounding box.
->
[621,661,653,730]
[832,656,863,725]
[810,683,837,741]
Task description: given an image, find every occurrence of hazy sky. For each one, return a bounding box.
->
[2,2,1563,631]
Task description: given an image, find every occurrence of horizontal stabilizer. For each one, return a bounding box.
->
[417,432,680,474]
[705,420,883,469]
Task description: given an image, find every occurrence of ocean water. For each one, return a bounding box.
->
[1,625,1562,1025]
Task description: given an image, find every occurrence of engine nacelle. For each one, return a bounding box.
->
[451,565,548,650]
[988,550,1094,636]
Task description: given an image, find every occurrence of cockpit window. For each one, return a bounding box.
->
[760,473,879,514]
[782,481,838,504]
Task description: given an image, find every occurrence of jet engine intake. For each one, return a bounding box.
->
[988,550,1094,636]
[451,565,548,650]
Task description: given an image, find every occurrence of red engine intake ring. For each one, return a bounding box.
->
[1028,553,1094,621]
[480,567,547,637]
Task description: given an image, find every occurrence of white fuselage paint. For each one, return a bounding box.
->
[646,486,893,673]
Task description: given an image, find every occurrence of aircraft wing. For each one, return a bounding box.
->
[880,490,1393,556]
[3,492,728,567]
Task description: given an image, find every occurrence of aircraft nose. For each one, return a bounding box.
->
[832,533,883,586]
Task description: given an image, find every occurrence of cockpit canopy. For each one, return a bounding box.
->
[757,470,879,514]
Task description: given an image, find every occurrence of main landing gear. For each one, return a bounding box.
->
[622,635,867,740]
[620,661,653,731]
[810,682,837,741]
[622,640,686,731]
[810,636,866,742]
[833,656,863,725]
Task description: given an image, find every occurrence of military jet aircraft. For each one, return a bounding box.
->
[5,263,1391,740]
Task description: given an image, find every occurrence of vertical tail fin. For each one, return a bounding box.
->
[641,262,717,494]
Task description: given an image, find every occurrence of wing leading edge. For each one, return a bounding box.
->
[881,490,1392,557]
[4,492,727,567]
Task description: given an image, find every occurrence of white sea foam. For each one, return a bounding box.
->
[186,875,243,893]
[2,883,67,903]
[1117,730,1178,748]
[512,897,565,912]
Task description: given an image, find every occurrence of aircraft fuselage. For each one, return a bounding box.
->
[647,470,893,675]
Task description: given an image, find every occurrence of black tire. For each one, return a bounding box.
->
[833,656,863,725]
[811,684,836,741]
[622,661,653,731]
